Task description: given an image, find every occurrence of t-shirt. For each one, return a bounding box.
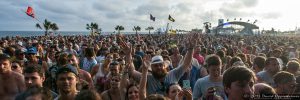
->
[257,71,275,87]
[193,76,227,100]
[193,53,205,65]
[146,65,186,95]
[80,58,97,73]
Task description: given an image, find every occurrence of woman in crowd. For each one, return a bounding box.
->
[80,47,97,73]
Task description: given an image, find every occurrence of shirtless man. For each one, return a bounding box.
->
[0,54,26,100]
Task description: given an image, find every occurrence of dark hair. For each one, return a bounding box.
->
[265,57,278,66]
[216,50,225,58]
[223,66,256,88]
[23,87,53,100]
[125,83,139,100]
[253,56,266,69]
[254,83,276,95]
[4,47,15,57]
[85,47,95,57]
[57,53,68,66]
[75,90,102,100]
[96,48,108,56]
[165,83,179,95]
[273,71,295,85]
[24,66,44,77]
[67,53,77,58]
[237,53,247,63]
[229,56,242,67]
[286,61,300,71]
[273,49,282,55]
[205,55,222,67]
[0,54,10,62]
[162,55,171,61]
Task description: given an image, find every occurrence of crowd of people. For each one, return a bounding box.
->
[0,33,299,100]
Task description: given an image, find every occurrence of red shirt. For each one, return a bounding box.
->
[193,53,205,65]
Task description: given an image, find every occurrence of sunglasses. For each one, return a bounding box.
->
[12,65,19,69]
[110,61,119,65]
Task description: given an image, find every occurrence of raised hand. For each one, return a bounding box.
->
[119,37,132,55]
[175,89,192,100]
[186,32,199,50]
[182,89,192,100]
[141,54,151,72]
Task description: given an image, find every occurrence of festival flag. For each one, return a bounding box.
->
[26,6,35,18]
[254,19,258,24]
[168,29,176,35]
[168,15,175,22]
[150,14,155,21]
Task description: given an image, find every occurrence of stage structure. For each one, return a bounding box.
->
[214,20,259,35]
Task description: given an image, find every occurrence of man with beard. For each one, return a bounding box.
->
[223,66,256,100]
[54,65,79,100]
[125,33,198,95]
[0,54,26,100]
[25,47,47,72]
[257,57,280,87]
[25,47,40,67]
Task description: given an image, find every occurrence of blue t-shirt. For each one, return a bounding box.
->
[193,75,227,100]
[146,65,186,95]
[80,57,97,73]
[257,71,275,87]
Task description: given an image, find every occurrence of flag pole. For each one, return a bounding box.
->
[165,23,169,34]
[20,9,43,30]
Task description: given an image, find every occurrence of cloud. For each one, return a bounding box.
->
[261,12,281,19]
[219,0,258,17]
[0,0,293,31]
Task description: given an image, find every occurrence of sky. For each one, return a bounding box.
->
[0,0,299,32]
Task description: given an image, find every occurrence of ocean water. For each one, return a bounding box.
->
[0,31,150,38]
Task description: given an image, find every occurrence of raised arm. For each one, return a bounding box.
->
[139,54,151,100]
[120,63,130,100]
[180,33,200,71]
[119,37,141,81]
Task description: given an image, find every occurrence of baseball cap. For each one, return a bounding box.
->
[55,64,78,78]
[151,55,164,64]
[27,47,37,54]
[135,51,144,57]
